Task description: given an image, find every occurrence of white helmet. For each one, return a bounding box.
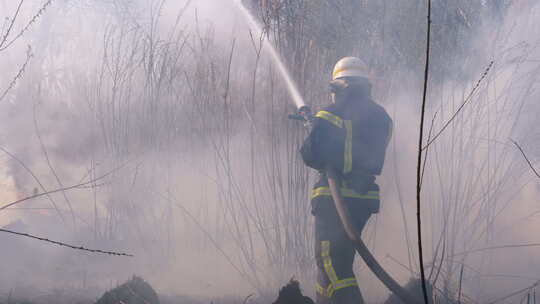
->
[332,56,368,80]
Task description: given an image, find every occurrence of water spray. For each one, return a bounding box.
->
[232,0,306,110]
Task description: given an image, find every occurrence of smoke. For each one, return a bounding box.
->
[0,0,539,303]
[0,0,302,298]
[364,2,540,302]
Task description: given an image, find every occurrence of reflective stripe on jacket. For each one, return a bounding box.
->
[300,90,392,195]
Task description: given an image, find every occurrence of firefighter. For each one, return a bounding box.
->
[300,57,393,304]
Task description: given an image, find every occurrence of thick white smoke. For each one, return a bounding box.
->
[0,1,539,303]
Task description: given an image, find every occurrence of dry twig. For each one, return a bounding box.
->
[0,0,24,49]
[416,0,432,302]
[511,139,540,179]
[0,0,54,51]
[487,280,540,304]
[0,45,32,102]
[0,228,133,256]
[422,61,494,150]
[453,242,540,257]
[0,159,133,211]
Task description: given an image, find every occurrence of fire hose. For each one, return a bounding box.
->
[326,168,421,304]
[291,106,423,304]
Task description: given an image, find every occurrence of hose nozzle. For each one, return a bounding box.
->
[288,105,313,127]
[297,105,312,119]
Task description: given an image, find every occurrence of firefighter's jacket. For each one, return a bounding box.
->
[300,88,392,208]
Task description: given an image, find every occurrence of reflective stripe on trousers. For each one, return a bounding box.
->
[317,240,358,298]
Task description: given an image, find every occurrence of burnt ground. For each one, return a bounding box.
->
[1,277,440,304]
[0,278,267,304]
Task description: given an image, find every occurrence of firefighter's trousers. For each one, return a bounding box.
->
[312,190,378,304]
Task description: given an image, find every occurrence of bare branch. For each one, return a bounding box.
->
[0,179,97,211]
[33,102,77,227]
[153,189,259,290]
[0,0,24,50]
[420,111,438,189]
[0,45,32,102]
[422,61,494,150]
[453,242,540,257]
[0,139,65,221]
[0,228,133,257]
[487,280,540,304]
[416,1,432,302]
[0,0,54,52]
[511,139,540,179]
[0,159,133,211]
